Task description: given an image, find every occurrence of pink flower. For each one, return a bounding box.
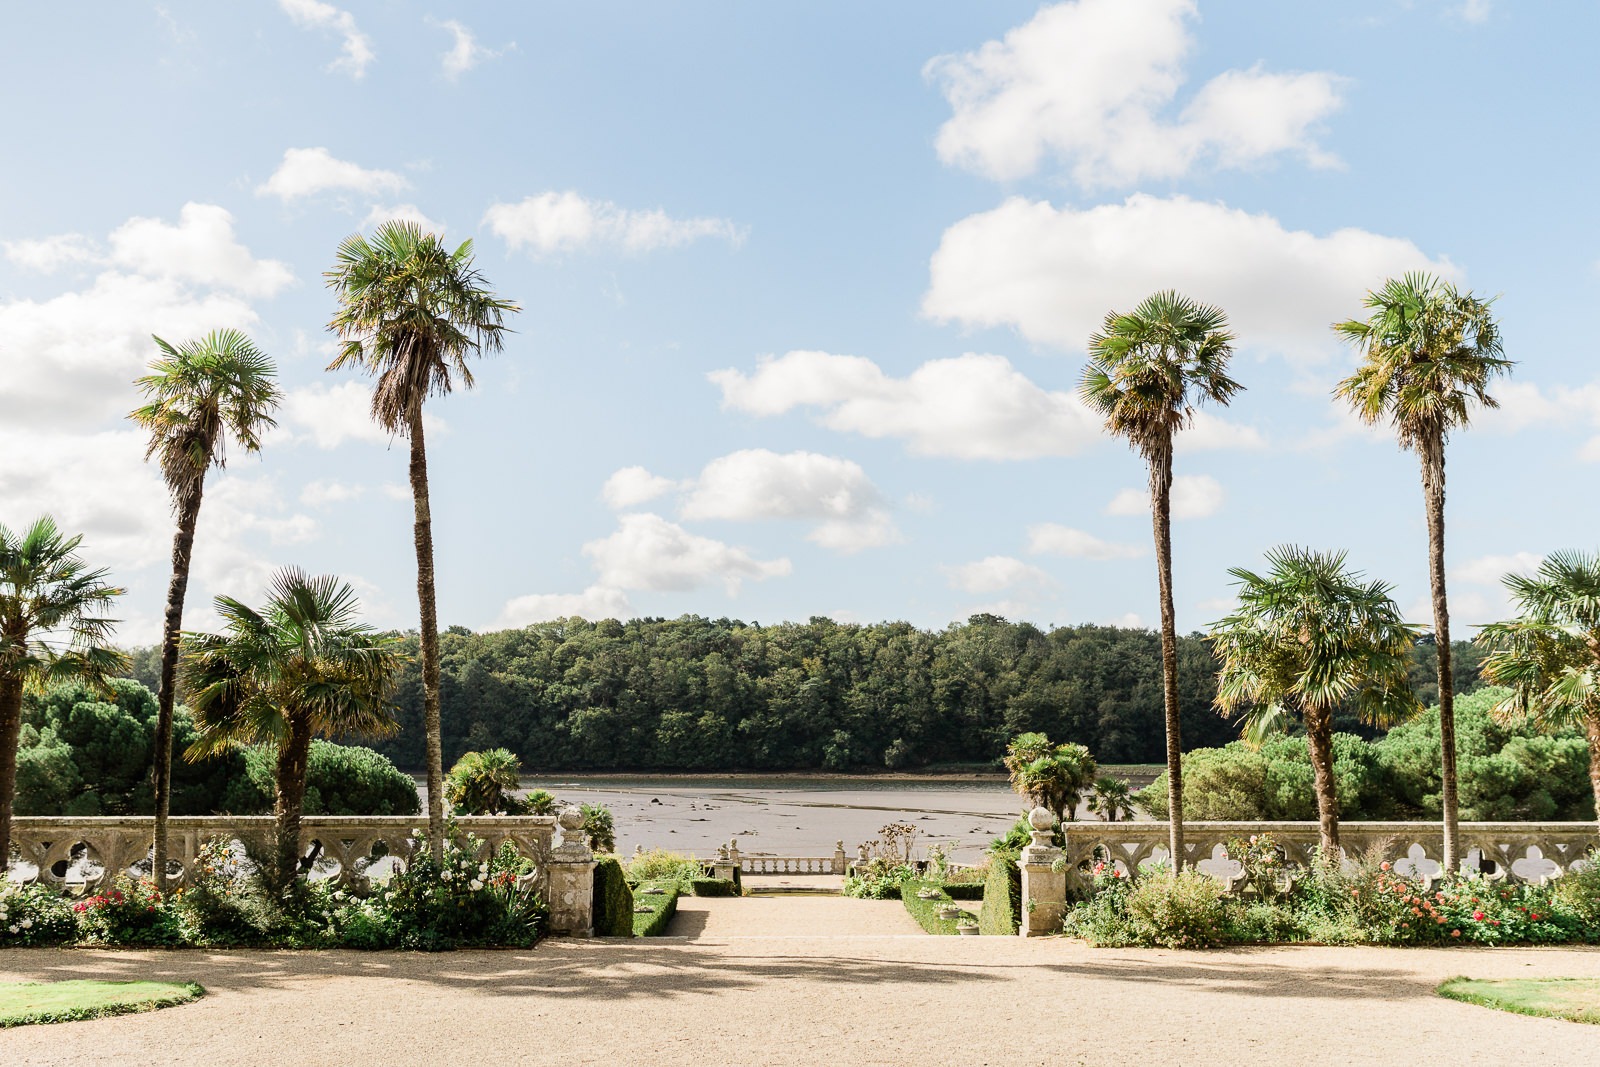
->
[1472,911,1485,921]
[1380,862,1391,871]
[1451,930,1461,938]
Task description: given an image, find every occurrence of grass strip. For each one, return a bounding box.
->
[901,879,978,935]
[1437,977,1600,1025]
[632,879,682,937]
[0,980,204,1028]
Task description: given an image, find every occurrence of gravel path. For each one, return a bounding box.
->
[4,901,1600,1066]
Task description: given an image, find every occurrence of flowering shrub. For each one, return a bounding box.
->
[73,877,182,946]
[169,838,264,946]
[843,858,916,899]
[0,881,77,945]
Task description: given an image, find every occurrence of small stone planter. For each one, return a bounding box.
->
[956,923,980,937]
[936,905,962,920]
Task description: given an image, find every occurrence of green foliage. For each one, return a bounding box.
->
[0,980,204,1028]
[0,882,78,946]
[169,839,266,946]
[523,788,557,815]
[445,748,524,814]
[71,878,183,946]
[842,858,914,899]
[900,880,972,934]
[592,856,634,937]
[690,878,738,897]
[1437,978,1600,1026]
[1004,732,1096,824]
[1137,687,1592,823]
[580,803,616,852]
[979,853,1020,936]
[1553,857,1600,929]
[625,848,703,887]
[219,740,420,816]
[632,879,681,936]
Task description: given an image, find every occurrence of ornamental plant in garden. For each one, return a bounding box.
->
[0,881,77,945]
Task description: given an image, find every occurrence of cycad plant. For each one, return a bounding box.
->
[1209,546,1420,852]
[1080,290,1241,866]
[325,221,519,859]
[1088,777,1137,822]
[446,748,525,814]
[1477,551,1600,830]
[130,329,279,890]
[0,517,126,866]
[1334,272,1511,871]
[181,569,405,889]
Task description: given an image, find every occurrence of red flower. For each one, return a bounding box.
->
[1451,930,1461,938]
[1472,910,1485,921]
[1531,913,1542,921]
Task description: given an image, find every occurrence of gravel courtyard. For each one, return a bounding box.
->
[3,896,1599,1066]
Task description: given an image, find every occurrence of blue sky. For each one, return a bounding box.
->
[2,1,1595,644]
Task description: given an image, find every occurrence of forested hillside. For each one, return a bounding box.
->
[122,615,1481,774]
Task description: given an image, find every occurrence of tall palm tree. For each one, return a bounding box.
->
[181,569,404,888]
[324,221,519,858]
[1334,272,1510,872]
[130,329,280,891]
[0,517,126,867]
[1477,551,1600,830]
[1208,546,1420,852]
[1080,291,1241,867]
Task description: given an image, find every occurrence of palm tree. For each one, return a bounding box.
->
[130,329,280,891]
[181,569,404,889]
[324,221,518,859]
[1334,272,1511,871]
[0,517,126,867]
[1088,777,1137,822]
[1080,291,1241,867]
[1003,732,1097,826]
[446,747,525,814]
[1477,551,1600,830]
[1208,546,1420,852]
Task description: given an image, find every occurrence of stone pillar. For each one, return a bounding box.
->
[545,807,597,937]
[713,842,737,882]
[833,840,847,875]
[1019,806,1066,937]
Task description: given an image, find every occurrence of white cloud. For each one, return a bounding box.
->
[943,556,1053,595]
[1105,474,1223,519]
[257,147,408,201]
[924,194,1456,363]
[431,18,509,80]
[1458,0,1492,25]
[710,350,1100,460]
[1481,380,1600,462]
[1454,552,1542,588]
[602,466,681,510]
[1182,410,1265,452]
[277,381,447,449]
[1106,612,1144,629]
[492,585,634,628]
[299,479,366,507]
[926,0,1343,187]
[484,191,745,255]
[679,449,900,553]
[361,203,444,233]
[1025,523,1143,560]
[584,513,790,594]
[108,203,293,297]
[278,0,374,79]
[3,233,100,272]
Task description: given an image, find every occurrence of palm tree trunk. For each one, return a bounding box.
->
[1304,705,1341,854]
[1585,709,1600,836]
[0,675,24,871]
[1420,435,1459,874]
[151,485,203,893]
[274,715,314,890]
[1148,436,1184,869]
[408,405,446,861]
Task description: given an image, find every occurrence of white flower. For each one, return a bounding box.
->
[6,925,16,934]
[469,879,483,892]
[19,918,32,929]
[478,863,489,875]
[440,870,452,881]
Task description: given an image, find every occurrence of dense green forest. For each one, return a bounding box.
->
[126,616,1484,774]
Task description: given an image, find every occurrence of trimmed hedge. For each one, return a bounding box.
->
[943,882,984,901]
[690,878,738,897]
[900,880,976,935]
[592,856,634,937]
[979,854,1021,936]
[633,880,681,937]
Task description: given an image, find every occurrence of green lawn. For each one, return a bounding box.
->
[0,980,204,1028]
[1438,977,1600,1025]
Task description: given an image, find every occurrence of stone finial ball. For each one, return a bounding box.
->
[1028,806,1056,831]
[557,806,585,833]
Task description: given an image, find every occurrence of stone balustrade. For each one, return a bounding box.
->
[713,839,849,875]
[7,814,558,895]
[1057,820,1599,894]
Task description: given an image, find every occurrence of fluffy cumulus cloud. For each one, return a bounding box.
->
[2,233,100,272]
[278,0,374,79]
[1025,523,1143,560]
[679,449,900,553]
[942,556,1053,595]
[601,466,681,510]
[926,0,1343,187]
[275,380,447,449]
[493,585,635,629]
[1453,551,1543,588]
[483,191,745,255]
[1105,474,1223,519]
[925,194,1455,362]
[256,147,409,201]
[1481,380,1600,461]
[710,350,1098,460]
[108,203,294,297]
[362,204,444,233]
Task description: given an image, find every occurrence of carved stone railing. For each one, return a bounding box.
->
[7,815,558,894]
[709,839,849,875]
[1059,821,1600,894]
